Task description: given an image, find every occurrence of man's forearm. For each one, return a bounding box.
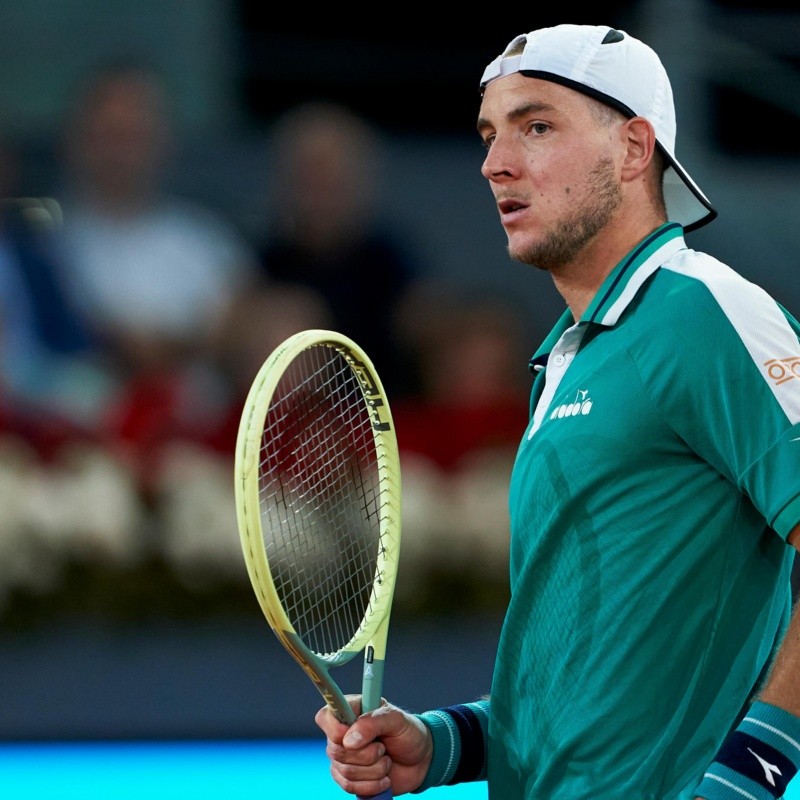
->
[761,524,800,710]
[759,604,800,713]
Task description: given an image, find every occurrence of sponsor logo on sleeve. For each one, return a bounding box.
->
[764,356,800,386]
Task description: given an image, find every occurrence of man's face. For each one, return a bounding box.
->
[477,72,624,271]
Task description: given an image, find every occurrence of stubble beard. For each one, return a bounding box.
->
[508,157,623,271]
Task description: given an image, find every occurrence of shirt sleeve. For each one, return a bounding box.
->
[637,275,800,539]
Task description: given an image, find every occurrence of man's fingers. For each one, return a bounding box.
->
[314,704,352,742]
[331,760,392,797]
[340,702,407,749]
[327,738,386,766]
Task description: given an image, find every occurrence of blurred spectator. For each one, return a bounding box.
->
[0,135,113,455]
[0,137,145,609]
[54,61,259,377]
[51,61,261,474]
[256,101,421,399]
[388,281,533,596]
[154,281,335,588]
[167,279,336,459]
[392,280,532,471]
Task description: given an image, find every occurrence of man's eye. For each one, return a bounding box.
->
[482,135,495,150]
[529,122,549,135]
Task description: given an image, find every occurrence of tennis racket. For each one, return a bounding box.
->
[234,328,402,800]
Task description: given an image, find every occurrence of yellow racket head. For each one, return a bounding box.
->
[234,329,402,714]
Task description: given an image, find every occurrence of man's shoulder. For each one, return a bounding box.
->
[635,247,798,360]
[644,247,768,314]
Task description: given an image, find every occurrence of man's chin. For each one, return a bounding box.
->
[507,243,549,272]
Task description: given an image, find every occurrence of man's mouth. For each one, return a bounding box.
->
[498,197,529,221]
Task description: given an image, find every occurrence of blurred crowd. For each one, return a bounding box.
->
[0,62,536,619]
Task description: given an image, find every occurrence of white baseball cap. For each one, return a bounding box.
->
[480,24,717,232]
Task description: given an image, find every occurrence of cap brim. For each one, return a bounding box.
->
[658,145,717,232]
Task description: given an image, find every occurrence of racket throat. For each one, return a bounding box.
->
[281,630,357,725]
[361,646,386,714]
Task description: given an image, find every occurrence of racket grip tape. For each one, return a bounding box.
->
[357,789,392,800]
[359,652,392,798]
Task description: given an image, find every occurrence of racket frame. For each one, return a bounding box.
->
[235,329,402,725]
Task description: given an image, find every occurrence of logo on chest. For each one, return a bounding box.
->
[528,389,594,440]
[549,388,594,420]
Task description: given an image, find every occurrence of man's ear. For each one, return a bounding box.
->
[621,116,657,182]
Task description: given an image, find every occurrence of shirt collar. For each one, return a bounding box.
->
[528,223,686,372]
[529,308,574,372]
[581,222,685,326]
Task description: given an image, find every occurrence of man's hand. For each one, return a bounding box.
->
[315,696,433,796]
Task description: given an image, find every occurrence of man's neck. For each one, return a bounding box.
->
[552,217,665,322]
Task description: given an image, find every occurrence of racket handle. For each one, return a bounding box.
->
[357,790,392,800]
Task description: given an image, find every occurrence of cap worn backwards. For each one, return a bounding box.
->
[480,24,717,232]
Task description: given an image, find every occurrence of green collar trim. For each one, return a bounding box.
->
[582,223,683,325]
[529,223,685,366]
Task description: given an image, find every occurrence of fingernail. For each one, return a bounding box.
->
[344,730,363,747]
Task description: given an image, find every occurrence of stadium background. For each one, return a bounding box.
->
[0,1,798,797]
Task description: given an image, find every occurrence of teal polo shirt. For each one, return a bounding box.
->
[489,223,800,799]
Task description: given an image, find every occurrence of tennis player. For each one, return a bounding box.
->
[316,24,800,800]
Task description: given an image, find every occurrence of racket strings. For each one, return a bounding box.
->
[258,345,386,656]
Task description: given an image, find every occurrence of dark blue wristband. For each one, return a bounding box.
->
[414,701,489,792]
[695,702,800,800]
